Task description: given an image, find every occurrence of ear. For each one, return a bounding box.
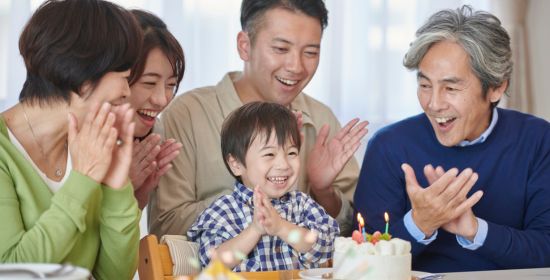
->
[237,31,251,61]
[227,154,244,176]
[488,80,508,103]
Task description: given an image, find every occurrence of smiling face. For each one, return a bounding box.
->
[71,69,132,120]
[236,7,322,106]
[129,48,177,137]
[228,130,300,199]
[417,41,504,147]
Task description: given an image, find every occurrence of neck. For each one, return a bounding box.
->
[234,73,264,104]
[17,103,70,152]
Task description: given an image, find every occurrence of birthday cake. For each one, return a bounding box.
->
[333,214,411,280]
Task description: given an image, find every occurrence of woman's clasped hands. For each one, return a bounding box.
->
[68,102,135,189]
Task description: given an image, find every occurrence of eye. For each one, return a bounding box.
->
[140,81,157,88]
[166,83,176,91]
[273,47,288,54]
[446,86,458,92]
[263,153,275,157]
[304,50,319,58]
[419,83,431,89]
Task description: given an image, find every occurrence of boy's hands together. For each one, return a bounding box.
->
[252,186,285,237]
[252,186,267,235]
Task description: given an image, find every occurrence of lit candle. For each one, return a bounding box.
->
[357,213,362,233]
[359,215,365,235]
[384,212,389,234]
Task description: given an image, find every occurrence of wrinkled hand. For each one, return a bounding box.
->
[402,163,482,237]
[102,103,135,189]
[307,118,369,192]
[255,187,284,236]
[68,102,117,183]
[133,138,181,209]
[424,165,480,240]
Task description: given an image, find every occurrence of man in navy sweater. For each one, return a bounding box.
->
[355,5,550,272]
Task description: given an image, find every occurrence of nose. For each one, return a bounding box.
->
[274,153,290,170]
[121,80,131,99]
[121,70,132,99]
[428,89,448,112]
[285,51,304,74]
[149,85,170,108]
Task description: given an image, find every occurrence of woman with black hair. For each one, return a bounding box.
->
[0,0,142,279]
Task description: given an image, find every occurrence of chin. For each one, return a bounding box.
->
[435,135,459,147]
[134,127,150,138]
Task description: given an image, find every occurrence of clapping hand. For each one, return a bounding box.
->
[307,118,369,192]
[68,102,118,184]
[254,186,284,236]
[102,103,135,189]
[424,165,481,240]
[68,102,135,189]
[251,186,267,235]
[130,134,182,209]
[402,163,483,238]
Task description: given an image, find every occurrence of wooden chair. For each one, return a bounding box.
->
[138,234,175,280]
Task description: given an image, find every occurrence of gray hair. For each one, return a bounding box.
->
[403,5,512,101]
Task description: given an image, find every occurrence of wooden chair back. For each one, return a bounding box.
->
[138,234,175,280]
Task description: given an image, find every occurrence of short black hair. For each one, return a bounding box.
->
[18,0,143,105]
[240,0,328,43]
[128,9,185,95]
[221,102,301,183]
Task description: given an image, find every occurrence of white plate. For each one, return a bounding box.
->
[298,268,430,280]
[299,268,333,280]
[0,263,90,280]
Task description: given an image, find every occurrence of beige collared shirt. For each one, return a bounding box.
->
[148,72,358,237]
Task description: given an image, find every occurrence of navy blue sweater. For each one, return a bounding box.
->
[354,108,550,272]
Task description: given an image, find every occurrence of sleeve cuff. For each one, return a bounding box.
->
[456,218,488,250]
[101,182,137,212]
[404,210,437,245]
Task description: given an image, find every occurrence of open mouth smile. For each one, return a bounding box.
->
[267,176,289,185]
[435,116,456,128]
[275,76,299,86]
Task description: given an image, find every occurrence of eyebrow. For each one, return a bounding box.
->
[259,145,277,151]
[141,73,161,78]
[417,71,464,84]
[141,73,177,79]
[272,37,320,49]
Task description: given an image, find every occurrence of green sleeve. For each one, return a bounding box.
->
[92,182,141,280]
[0,171,100,262]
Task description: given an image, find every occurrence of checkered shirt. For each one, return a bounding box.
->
[187,182,340,272]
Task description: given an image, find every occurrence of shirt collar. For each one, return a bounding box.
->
[458,107,498,147]
[216,72,245,119]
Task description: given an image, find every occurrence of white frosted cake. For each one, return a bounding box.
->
[333,236,411,280]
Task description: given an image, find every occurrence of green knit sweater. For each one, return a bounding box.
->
[0,117,140,280]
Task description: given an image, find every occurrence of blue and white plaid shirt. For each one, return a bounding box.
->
[187,182,340,272]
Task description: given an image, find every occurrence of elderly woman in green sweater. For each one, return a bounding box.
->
[0,0,142,279]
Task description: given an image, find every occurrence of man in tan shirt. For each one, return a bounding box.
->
[148,0,368,237]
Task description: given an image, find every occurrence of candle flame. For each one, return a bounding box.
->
[384,212,389,222]
[357,213,365,226]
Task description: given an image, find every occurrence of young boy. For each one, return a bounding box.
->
[187,102,340,271]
